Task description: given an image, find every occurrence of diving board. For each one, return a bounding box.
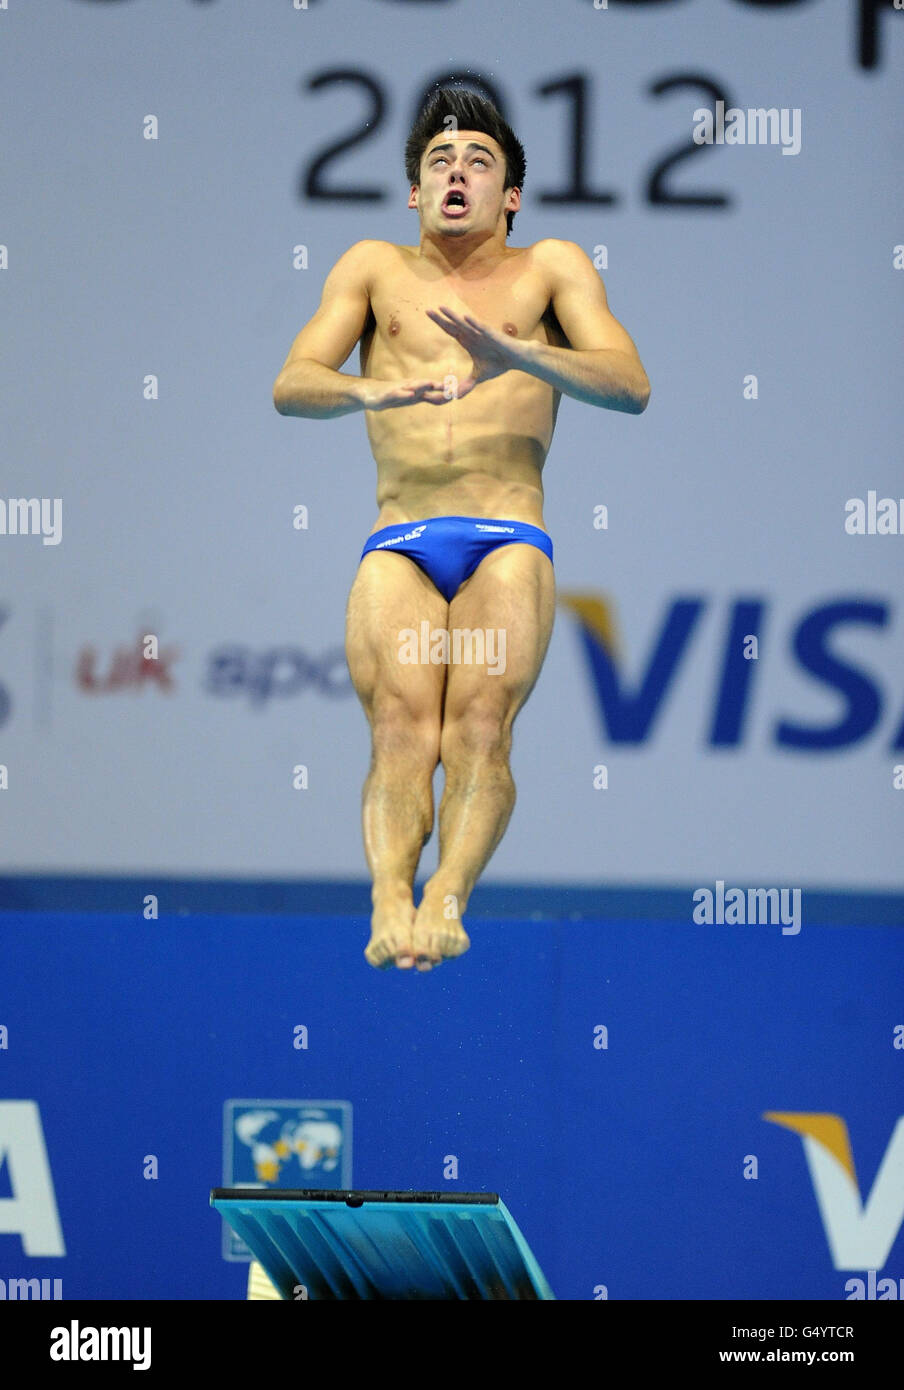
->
[210,1189,556,1300]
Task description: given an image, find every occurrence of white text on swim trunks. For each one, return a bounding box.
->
[397,621,506,675]
[375,525,427,548]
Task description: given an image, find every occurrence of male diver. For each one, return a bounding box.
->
[273,88,650,972]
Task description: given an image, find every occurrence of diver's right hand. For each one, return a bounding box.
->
[358,378,453,410]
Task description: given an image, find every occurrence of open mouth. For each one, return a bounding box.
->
[442,192,469,216]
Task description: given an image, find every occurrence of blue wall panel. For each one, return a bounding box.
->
[1,909,900,1299]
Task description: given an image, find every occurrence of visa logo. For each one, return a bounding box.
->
[765,1113,904,1270]
[561,595,903,750]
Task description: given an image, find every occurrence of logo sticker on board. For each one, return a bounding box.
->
[221,1099,352,1261]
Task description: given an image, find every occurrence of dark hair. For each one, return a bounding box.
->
[405,86,526,237]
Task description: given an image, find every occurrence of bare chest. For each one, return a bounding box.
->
[362,258,560,364]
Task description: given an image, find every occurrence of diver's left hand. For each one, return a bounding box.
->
[425,304,531,399]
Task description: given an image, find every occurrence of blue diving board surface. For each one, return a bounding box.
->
[210,1189,556,1300]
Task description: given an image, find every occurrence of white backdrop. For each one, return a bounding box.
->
[1,0,901,888]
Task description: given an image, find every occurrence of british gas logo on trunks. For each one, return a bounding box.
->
[560,592,904,752]
[375,524,427,548]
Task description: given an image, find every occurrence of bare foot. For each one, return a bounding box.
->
[364,890,417,970]
[410,893,471,972]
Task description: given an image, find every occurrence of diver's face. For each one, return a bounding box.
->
[412,131,514,237]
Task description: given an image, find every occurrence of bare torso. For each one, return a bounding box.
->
[358,242,568,533]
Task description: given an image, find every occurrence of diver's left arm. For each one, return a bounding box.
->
[520,239,650,414]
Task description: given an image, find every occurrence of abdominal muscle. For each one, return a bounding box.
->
[364,371,557,534]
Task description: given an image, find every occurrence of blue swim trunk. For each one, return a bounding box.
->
[359,515,554,602]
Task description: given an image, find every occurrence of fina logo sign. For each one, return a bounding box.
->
[562,594,903,750]
[765,1113,904,1271]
